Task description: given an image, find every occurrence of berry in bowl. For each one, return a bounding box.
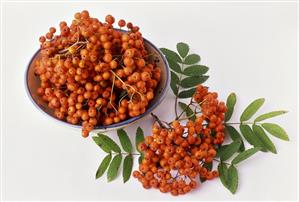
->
[25,11,169,137]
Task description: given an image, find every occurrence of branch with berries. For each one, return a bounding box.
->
[92,42,289,196]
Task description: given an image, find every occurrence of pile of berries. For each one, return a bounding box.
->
[34,10,161,137]
[133,85,227,196]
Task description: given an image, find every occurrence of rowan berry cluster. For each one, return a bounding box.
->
[133,85,227,196]
[34,10,161,137]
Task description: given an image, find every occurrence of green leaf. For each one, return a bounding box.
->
[160,48,182,63]
[176,42,189,58]
[107,154,122,182]
[240,98,265,122]
[239,125,267,152]
[167,57,182,73]
[252,125,277,154]
[219,140,241,161]
[96,154,112,179]
[97,134,121,153]
[216,145,229,158]
[92,136,111,153]
[261,123,289,141]
[218,163,229,188]
[135,127,145,153]
[225,125,245,152]
[183,65,209,76]
[254,110,288,122]
[178,88,196,99]
[227,165,238,194]
[138,154,144,164]
[123,155,133,183]
[232,147,261,165]
[184,54,201,64]
[117,129,133,153]
[180,76,209,88]
[225,93,237,122]
[170,71,179,95]
[179,102,195,121]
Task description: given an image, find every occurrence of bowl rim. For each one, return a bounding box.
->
[25,36,170,130]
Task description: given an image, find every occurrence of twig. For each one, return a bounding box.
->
[151,113,170,129]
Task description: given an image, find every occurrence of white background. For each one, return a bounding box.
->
[1,1,297,201]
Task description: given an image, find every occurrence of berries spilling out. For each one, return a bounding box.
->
[133,85,227,196]
[34,10,161,137]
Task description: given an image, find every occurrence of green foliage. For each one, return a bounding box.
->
[107,154,122,182]
[123,155,133,183]
[117,129,133,153]
[225,93,237,122]
[135,127,145,153]
[232,147,261,165]
[96,154,112,179]
[225,125,245,152]
[261,123,289,141]
[240,98,265,122]
[219,140,241,161]
[254,110,287,122]
[160,42,209,99]
[176,42,189,58]
[178,102,195,121]
[93,128,140,183]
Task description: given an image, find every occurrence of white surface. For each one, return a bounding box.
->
[1,1,297,201]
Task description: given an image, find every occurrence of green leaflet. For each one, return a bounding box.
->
[225,125,245,152]
[123,155,133,183]
[216,144,229,158]
[97,134,121,153]
[178,102,195,121]
[180,76,209,88]
[107,154,122,182]
[95,154,112,179]
[170,71,179,95]
[183,65,209,76]
[254,110,288,122]
[232,147,261,165]
[227,165,238,194]
[240,98,265,122]
[261,123,289,141]
[225,93,237,122]
[218,163,229,189]
[178,87,196,99]
[117,129,133,153]
[92,136,112,153]
[160,48,182,63]
[184,54,201,64]
[176,42,189,58]
[167,57,182,73]
[135,127,145,153]
[219,140,242,161]
[252,125,277,154]
[239,124,267,152]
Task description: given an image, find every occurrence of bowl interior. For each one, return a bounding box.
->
[26,39,169,130]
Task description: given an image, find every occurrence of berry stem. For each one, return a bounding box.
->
[111,152,141,156]
[213,158,231,165]
[151,113,171,129]
[225,122,255,125]
[174,61,185,119]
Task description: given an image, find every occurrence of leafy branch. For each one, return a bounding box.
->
[160,42,209,119]
[91,41,290,196]
[93,127,144,183]
[215,93,289,193]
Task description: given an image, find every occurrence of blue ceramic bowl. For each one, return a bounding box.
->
[25,37,170,132]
